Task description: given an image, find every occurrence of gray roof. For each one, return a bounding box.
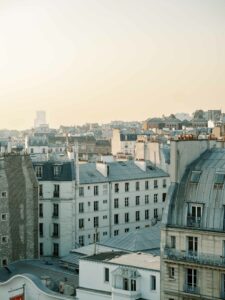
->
[164,148,225,231]
[100,223,161,252]
[79,161,168,184]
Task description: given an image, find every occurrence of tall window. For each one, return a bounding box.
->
[151,275,156,290]
[79,235,84,246]
[39,223,43,237]
[154,180,158,189]
[162,193,167,202]
[53,243,59,256]
[94,186,99,196]
[94,201,99,211]
[125,182,129,192]
[125,212,129,223]
[39,184,43,197]
[94,216,99,228]
[154,194,158,203]
[145,209,149,220]
[136,211,140,221]
[114,198,119,208]
[154,208,158,218]
[186,268,197,291]
[53,203,59,217]
[114,183,119,193]
[187,205,202,227]
[53,165,61,176]
[163,179,167,188]
[114,214,119,225]
[136,181,140,191]
[79,187,84,197]
[145,181,149,190]
[105,268,109,282]
[136,196,140,206]
[145,195,149,204]
[39,203,43,218]
[79,202,84,213]
[187,236,198,256]
[171,236,176,249]
[125,197,129,207]
[53,184,60,198]
[53,223,59,237]
[79,218,84,229]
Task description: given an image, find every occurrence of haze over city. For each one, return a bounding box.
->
[1,0,225,129]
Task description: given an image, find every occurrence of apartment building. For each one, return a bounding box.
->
[0,153,39,267]
[161,139,225,300]
[33,154,169,257]
[77,251,160,300]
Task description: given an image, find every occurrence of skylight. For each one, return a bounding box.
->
[190,171,201,183]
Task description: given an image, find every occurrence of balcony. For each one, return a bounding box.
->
[183,284,200,295]
[187,216,201,228]
[164,248,225,268]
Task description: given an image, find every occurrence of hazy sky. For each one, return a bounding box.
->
[1,0,225,129]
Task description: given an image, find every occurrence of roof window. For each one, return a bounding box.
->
[190,171,201,183]
[214,172,225,189]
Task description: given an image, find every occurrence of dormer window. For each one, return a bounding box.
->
[214,172,225,189]
[190,171,201,183]
[35,165,43,178]
[187,204,202,228]
[53,165,62,177]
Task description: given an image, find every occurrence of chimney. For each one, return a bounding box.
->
[96,162,109,177]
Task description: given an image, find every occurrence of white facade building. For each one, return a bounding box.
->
[77,251,160,300]
[33,154,169,257]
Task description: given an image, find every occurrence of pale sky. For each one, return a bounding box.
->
[1,0,225,129]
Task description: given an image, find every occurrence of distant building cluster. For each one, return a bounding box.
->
[1,109,225,299]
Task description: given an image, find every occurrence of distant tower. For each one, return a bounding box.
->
[34,111,46,128]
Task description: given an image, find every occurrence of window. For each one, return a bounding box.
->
[136,196,140,206]
[79,187,84,197]
[151,275,156,290]
[125,197,129,207]
[154,208,158,218]
[53,203,59,217]
[53,184,60,198]
[94,216,99,227]
[1,191,7,198]
[114,198,119,208]
[123,278,129,290]
[125,228,129,233]
[186,268,197,292]
[114,183,119,193]
[145,181,149,190]
[39,223,43,237]
[103,184,108,195]
[136,181,140,191]
[103,215,107,219]
[136,211,140,221]
[2,258,8,266]
[105,268,109,282]
[136,226,140,230]
[94,201,99,211]
[145,209,149,220]
[163,179,167,188]
[1,213,7,221]
[154,194,158,203]
[94,185,99,196]
[145,195,149,204]
[190,171,201,183]
[131,279,136,291]
[103,199,107,204]
[39,204,43,217]
[79,202,84,213]
[125,212,129,223]
[79,218,84,229]
[154,180,158,189]
[53,223,59,237]
[114,214,119,225]
[1,236,8,243]
[30,148,34,153]
[187,236,198,256]
[40,243,43,256]
[39,184,43,197]
[103,231,108,236]
[79,235,84,246]
[53,243,59,256]
[125,182,129,192]
[114,230,119,236]
[169,267,175,279]
[93,232,99,242]
[214,172,225,189]
[35,165,43,178]
[162,193,167,202]
[53,165,61,176]
[187,205,202,227]
[171,236,176,249]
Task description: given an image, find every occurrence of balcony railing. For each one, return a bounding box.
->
[183,284,200,294]
[187,216,201,228]
[164,248,225,267]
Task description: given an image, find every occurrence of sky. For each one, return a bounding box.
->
[0,0,225,129]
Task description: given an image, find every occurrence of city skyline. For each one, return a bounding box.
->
[1,0,225,129]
